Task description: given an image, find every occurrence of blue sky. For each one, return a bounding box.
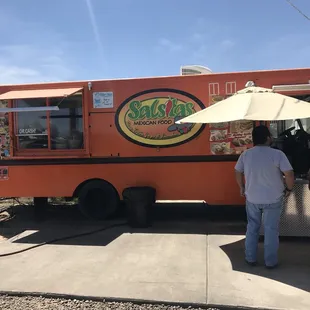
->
[0,0,309,84]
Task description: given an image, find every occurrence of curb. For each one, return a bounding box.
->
[0,290,277,310]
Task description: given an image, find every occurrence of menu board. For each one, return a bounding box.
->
[209,121,253,155]
[0,100,10,157]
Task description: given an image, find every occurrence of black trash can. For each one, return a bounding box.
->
[122,186,156,228]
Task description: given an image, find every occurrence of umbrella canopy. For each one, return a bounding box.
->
[177,86,310,124]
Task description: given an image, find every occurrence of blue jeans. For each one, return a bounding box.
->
[245,200,283,266]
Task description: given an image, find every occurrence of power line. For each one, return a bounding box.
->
[285,0,310,21]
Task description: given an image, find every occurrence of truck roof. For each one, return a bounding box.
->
[1,67,309,87]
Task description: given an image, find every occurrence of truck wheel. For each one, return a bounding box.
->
[78,180,120,220]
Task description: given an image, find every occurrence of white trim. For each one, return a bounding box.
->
[209,83,219,96]
[156,200,206,204]
[272,83,310,92]
[226,81,236,95]
[0,106,59,113]
[15,134,48,137]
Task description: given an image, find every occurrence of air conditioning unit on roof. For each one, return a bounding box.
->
[180,65,213,76]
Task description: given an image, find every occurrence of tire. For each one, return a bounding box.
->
[78,180,120,220]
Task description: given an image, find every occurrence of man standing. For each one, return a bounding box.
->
[235,125,294,269]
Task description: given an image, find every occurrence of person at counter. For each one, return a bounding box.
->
[235,125,294,269]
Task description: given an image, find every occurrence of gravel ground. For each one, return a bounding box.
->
[0,295,226,310]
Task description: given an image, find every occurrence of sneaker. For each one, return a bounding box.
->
[265,263,279,269]
[245,260,258,266]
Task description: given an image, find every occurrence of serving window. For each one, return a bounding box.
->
[269,94,310,177]
[269,94,310,138]
[14,93,85,153]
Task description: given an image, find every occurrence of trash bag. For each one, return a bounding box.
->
[122,187,156,228]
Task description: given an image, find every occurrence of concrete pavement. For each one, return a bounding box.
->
[0,229,207,304]
[208,235,310,310]
[0,216,310,310]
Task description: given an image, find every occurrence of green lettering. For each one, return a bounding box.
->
[140,106,151,119]
[169,98,178,117]
[157,104,166,118]
[175,104,186,117]
[185,102,195,116]
[150,99,160,118]
[127,101,141,120]
[127,98,196,121]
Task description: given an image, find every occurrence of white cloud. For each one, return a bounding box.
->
[0,66,40,84]
[85,0,104,58]
[158,38,183,52]
[252,33,310,69]
[0,44,74,84]
[221,39,235,49]
[195,17,207,29]
[0,10,76,84]
[190,39,235,67]
[186,18,236,68]
[192,44,212,62]
[191,33,204,42]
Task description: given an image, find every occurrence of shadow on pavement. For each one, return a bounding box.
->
[0,203,246,246]
[220,237,310,292]
[1,203,310,294]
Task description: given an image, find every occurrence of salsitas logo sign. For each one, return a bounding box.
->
[115,89,205,147]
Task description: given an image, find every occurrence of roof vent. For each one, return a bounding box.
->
[180,65,213,76]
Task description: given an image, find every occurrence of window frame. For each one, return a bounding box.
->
[209,83,220,96]
[11,91,88,157]
[225,81,236,95]
[270,93,310,138]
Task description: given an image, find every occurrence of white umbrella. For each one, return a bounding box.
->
[177,86,310,124]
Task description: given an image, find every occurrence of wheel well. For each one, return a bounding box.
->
[73,178,118,198]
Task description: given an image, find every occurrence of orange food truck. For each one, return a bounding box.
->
[0,68,309,221]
